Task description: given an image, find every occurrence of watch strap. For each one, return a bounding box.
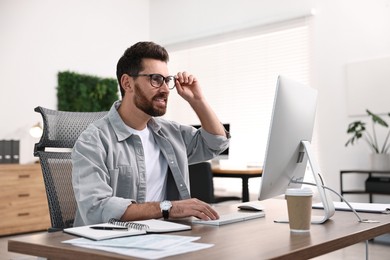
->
[162,209,169,220]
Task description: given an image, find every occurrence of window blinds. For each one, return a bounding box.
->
[165,17,312,166]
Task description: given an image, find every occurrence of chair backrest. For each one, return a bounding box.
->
[189,162,241,204]
[34,106,107,231]
[189,162,215,203]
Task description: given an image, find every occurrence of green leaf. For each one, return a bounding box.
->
[346,109,390,153]
[367,109,388,127]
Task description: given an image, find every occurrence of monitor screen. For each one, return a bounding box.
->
[258,76,317,200]
[192,123,230,156]
[258,75,334,223]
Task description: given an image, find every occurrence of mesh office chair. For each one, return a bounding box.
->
[34,106,107,232]
[189,162,241,203]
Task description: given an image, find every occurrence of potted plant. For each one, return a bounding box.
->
[346,109,390,170]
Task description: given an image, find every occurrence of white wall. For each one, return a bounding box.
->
[151,0,390,202]
[312,0,390,203]
[2,0,389,203]
[0,0,150,163]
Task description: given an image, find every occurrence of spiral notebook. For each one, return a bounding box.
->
[64,218,191,241]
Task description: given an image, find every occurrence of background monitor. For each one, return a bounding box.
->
[258,75,334,223]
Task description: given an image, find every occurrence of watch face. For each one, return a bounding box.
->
[161,200,172,210]
[160,200,172,220]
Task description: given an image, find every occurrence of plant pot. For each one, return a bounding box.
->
[370,153,390,171]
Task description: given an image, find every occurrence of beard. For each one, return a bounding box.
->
[133,83,168,117]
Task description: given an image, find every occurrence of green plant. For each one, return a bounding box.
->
[345,109,390,154]
[57,71,118,112]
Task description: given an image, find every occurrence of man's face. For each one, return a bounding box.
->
[133,59,170,117]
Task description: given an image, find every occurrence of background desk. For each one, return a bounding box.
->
[340,169,390,202]
[8,199,390,260]
[212,166,262,202]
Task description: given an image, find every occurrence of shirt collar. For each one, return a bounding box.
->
[108,100,162,142]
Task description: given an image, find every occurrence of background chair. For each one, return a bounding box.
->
[34,106,107,232]
[189,162,241,203]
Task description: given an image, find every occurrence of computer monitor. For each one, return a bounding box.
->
[192,123,230,160]
[258,75,335,224]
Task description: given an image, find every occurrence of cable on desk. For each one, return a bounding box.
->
[293,180,379,224]
[292,180,380,260]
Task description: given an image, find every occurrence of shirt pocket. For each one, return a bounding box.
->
[109,165,139,198]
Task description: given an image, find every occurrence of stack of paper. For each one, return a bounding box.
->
[63,234,213,259]
[63,219,213,259]
[312,202,390,214]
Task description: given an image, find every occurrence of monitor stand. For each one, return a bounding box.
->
[301,140,335,223]
[275,140,335,224]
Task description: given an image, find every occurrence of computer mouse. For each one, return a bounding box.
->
[237,202,264,211]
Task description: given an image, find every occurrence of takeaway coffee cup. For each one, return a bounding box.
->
[285,188,313,232]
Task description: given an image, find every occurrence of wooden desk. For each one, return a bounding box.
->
[9,199,390,260]
[212,166,262,202]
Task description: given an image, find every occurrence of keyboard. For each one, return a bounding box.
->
[192,211,265,226]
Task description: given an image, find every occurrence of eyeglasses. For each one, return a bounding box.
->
[129,74,176,90]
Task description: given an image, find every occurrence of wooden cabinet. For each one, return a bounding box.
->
[0,164,50,236]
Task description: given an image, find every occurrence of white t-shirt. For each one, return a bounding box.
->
[127,126,168,201]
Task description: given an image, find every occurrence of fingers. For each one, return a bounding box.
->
[171,199,219,220]
[176,71,196,85]
[174,71,204,102]
[191,201,219,220]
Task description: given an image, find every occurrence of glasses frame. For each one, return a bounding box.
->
[129,73,176,90]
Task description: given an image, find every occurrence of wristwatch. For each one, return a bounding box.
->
[160,200,172,220]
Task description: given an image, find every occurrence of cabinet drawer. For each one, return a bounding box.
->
[0,186,47,207]
[0,166,43,188]
[0,164,50,235]
[0,202,50,235]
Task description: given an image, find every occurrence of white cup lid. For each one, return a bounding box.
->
[285,187,313,196]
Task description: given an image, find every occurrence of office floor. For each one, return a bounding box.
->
[1,192,389,260]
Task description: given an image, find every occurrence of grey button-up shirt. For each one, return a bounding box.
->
[72,101,229,226]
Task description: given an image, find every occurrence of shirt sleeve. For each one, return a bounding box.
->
[71,128,135,226]
[181,124,230,163]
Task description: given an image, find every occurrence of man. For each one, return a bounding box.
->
[72,41,229,226]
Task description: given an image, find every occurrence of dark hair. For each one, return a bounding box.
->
[116,41,169,97]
